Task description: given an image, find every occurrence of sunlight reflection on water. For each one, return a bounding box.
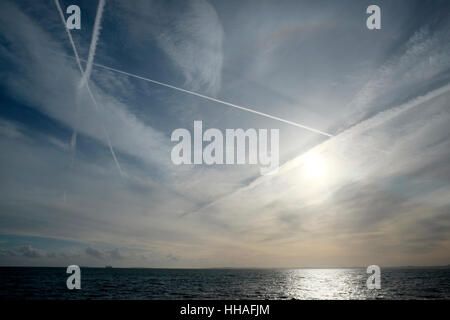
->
[282,269,373,299]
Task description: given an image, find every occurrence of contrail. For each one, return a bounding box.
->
[54,0,124,176]
[54,0,83,73]
[91,62,334,137]
[51,51,334,137]
[73,0,105,168]
[54,0,82,159]
[78,0,105,89]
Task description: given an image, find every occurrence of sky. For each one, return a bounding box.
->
[0,0,449,268]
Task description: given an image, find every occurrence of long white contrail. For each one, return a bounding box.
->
[79,0,105,89]
[54,0,124,176]
[91,62,334,137]
[51,50,334,137]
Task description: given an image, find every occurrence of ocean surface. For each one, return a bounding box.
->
[1,267,449,300]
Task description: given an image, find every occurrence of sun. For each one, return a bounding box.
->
[302,152,327,180]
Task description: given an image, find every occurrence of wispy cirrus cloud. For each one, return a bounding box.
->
[117,0,224,95]
[341,22,450,130]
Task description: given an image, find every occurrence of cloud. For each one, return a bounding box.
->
[0,249,17,258]
[18,245,43,258]
[0,119,25,140]
[341,22,450,130]
[117,0,224,95]
[0,242,165,267]
[108,248,124,260]
[85,247,104,259]
[78,0,106,88]
[165,254,179,263]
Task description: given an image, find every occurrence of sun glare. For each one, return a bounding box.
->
[303,153,327,180]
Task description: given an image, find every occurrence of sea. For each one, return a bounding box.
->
[1,267,449,300]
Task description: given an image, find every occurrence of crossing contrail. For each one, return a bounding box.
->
[54,0,124,176]
[51,51,334,137]
[79,0,105,89]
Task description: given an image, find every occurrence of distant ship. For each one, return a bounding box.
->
[105,265,113,269]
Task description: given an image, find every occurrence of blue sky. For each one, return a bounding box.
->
[0,0,449,267]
